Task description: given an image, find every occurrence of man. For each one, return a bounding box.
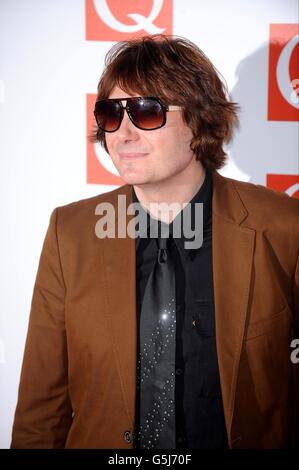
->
[11,35,299,449]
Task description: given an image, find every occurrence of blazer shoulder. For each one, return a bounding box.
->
[213,173,299,240]
[229,177,299,222]
[53,184,131,226]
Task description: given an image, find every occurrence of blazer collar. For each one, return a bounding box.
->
[211,171,255,446]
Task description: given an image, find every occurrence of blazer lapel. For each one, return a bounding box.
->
[100,185,137,430]
[212,172,255,445]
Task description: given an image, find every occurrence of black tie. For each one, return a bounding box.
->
[137,229,176,449]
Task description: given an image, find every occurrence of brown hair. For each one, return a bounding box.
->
[90,34,239,170]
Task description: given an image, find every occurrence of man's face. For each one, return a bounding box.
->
[105,86,198,186]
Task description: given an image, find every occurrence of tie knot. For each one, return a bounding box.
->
[157,235,171,250]
[156,235,172,263]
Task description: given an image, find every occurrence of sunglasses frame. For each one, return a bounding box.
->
[94,96,182,132]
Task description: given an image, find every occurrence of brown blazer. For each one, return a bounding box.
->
[11,171,299,449]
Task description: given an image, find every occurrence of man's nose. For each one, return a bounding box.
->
[117,110,140,141]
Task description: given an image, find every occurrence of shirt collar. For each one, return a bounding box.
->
[131,168,213,259]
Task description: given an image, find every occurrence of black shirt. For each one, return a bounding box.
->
[133,169,228,449]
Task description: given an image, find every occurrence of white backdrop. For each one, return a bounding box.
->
[0,0,298,448]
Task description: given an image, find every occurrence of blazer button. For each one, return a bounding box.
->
[124,430,133,444]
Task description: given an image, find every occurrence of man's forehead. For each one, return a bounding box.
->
[108,85,143,99]
[107,85,175,104]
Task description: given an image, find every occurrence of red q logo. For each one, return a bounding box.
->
[267,174,299,199]
[86,94,124,185]
[85,0,173,40]
[268,24,299,121]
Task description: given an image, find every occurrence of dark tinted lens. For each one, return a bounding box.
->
[129,98,165,130]
[95,100,122,132]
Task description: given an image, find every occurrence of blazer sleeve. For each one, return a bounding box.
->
[11,208,73,448]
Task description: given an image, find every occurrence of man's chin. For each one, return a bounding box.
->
[119,174,150,186]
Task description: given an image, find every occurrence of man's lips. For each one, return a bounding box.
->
[119,152,149,159]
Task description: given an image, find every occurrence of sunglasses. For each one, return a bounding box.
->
[94,97,182,132]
